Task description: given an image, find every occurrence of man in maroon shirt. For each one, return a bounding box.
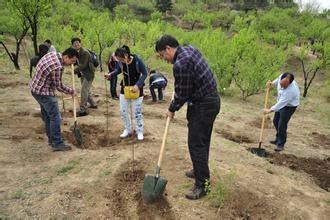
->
[29,47,78,151]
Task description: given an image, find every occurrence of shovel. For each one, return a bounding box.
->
[142,92,174,203]
[250,85,270,157]
[104,79,110,142]
[142,114,170,203]
[61,94,66,112]
[70,64,82,146]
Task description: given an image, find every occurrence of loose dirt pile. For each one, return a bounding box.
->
[268,153,330,191]
[63,124,122,149]
[215,128,254,144]
[106,160,175,219]
[311,132,330,149]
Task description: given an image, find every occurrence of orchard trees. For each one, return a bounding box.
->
[8,0,52,55]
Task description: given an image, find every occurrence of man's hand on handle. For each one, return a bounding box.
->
[166,111,175,120]
[266,80,272,88]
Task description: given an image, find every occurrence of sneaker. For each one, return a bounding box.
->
[89,105,98,109]
[120,129,132,138]
[112,96,119,100]
[137,132,144,141]
[77,111,88,117]
[185,169,195,179]
[52,143,72,152]
[269,140,277,145]
[274,145,284,152]
[185,185,207,200]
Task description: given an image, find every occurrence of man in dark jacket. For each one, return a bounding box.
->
[149,69,167,102]
[71,37,97,116]
[155,35,220,200]
[107,52,119,100]
[29,43,50,78]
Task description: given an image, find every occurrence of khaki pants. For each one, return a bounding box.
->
[80,77,96,112]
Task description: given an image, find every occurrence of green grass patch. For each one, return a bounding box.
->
[57,159,80,176]
[99,170,112,177]
[12,189,27,200]
[207,162,236,208]
[85,192,94,201]
[31,177,52,186]
[323,199,330,205]
[176,182,193,192]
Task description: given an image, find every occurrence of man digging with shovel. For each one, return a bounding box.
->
[29,48,78,151]
[155,35,220,200]
[264,72,300,152]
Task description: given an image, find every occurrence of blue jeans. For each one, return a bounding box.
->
[119,94,144,134]
[110,74,118,97]
[32,93,64,146]
[273,106,297,147]
[186,93,220,188]
[150,81,166,101]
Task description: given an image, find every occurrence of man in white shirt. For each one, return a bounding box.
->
[264,72,300,152]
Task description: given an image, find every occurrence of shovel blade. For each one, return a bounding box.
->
[72,126,82,146]
[250,147,267,157]
[142,174,167,204]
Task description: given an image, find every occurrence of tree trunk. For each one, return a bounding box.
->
[1,41,20,69]
[13,40,21,70]
[31,21,38,56]
[99,50,103,72]
[303,87,308,97]
[191,22,196,30]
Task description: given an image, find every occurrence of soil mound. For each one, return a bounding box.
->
[268,153,330,191]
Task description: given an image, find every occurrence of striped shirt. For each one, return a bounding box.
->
[169,45,217,112]
[29,52,73,96]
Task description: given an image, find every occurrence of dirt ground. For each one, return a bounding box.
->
[0,65,330,219]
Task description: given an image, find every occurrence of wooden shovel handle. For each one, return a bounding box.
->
[157,92,175,168]
[71,64,77,122]
[258,86,270,143]
[157,116,170,168]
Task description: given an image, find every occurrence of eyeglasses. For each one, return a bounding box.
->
[158,49,167,59]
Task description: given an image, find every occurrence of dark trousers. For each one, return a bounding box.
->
[110,75,118,98]
[273,106,297,147]
[150,81,166,101]
[32,93,63,146]
[187,93,220,188]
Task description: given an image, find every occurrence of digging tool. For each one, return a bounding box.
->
[104,79,110,142]
[61,94,66,112]
[70,64,82,146]
[142,114,170,203]
[142,92,174,204]
[126,61,136,173]
[250,85,270,157]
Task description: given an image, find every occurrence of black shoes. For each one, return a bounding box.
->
[77,111,88,117]
[185,185,207,200]
[274,145,284,152]
[52,143,72,151]
[185,169,195,179]
[270,140,277,145]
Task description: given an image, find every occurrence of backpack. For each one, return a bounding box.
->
[88,49,99,67]
[108,59,117,72]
